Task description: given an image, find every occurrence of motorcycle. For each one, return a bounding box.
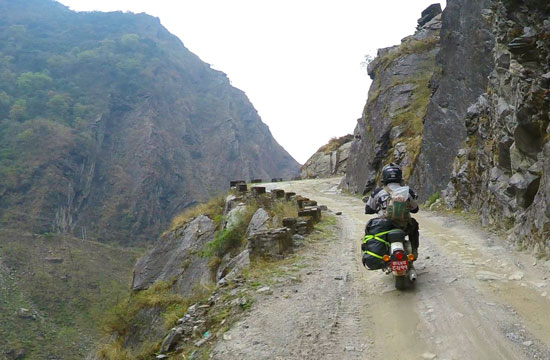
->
[362,221,417,290]
[381,230,417,290]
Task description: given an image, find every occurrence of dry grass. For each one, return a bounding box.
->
[317,134,353,154]
[270,200,299,227]
[96,341,132,360]
[169,195,226,231]
[98,280,215,359]
[378,36,439,72]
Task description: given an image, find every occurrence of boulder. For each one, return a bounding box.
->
[132,215,216,296]
[296,197,310,209]
[223,249,250,281]
[417,3,442,28]
[303,200,318,207]
[510,142,535,173]
[296,216,314,235]
[282,217,297,228]
[225,203,247,229]
[159,327,183,353]
[245,208,270,237]
[508,34,537,55]
[223,194,238,214]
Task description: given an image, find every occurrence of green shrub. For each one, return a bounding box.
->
[426,192,440,207]
[201,219,247,258]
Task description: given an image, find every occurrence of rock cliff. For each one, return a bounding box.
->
[344,0,550,255]
[442,0,550,256]
[0,0,299,244]
[343,10,441,194]
[410,0,495,198]
[300,134,353,179]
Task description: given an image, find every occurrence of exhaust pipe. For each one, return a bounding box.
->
[409,269,417,282]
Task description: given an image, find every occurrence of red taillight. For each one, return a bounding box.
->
[395,251,403,261]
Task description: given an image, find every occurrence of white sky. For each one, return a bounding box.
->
[58,0,446,164]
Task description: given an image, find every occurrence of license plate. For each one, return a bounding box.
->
[390,260,408,272]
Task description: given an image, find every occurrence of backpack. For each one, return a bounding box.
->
[383,185,410,228]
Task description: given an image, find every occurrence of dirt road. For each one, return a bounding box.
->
[212,178,550,360]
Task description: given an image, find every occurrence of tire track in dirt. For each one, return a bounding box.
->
[212,178,550,360]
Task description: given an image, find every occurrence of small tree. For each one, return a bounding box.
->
[360,54,374,71]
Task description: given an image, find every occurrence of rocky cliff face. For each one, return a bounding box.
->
[442,0,550,256]
[300,134,352,179]
[343,9,441,194]
[410,0,495,198]
[345,0,550,255]
[0,0,299,244]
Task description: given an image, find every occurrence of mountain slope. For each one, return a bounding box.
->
[0,0,299,244]
[0,229,140,359]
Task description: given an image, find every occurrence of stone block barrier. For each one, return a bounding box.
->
[271,189,285,199]
[251,186,266,196]
[248,228,293,259]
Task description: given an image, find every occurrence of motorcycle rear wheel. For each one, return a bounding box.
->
[395,275,407,290]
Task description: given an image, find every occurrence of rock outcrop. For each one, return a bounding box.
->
[410,0,495,198]
[343,12,441,194]
[344,1,550,254]
[442,0,550,255]
[131,214,216,296]
[300,134,353,179]
[101,186,326,357]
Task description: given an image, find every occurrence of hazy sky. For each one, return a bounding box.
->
[58,0,446,164]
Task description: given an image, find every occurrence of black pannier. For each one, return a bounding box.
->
[364,217,393,235]
[362,238,389,270]
[361,218,406,270]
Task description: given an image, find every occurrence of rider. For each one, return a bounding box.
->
[363,163,420,257]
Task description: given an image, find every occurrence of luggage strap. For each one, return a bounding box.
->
[365,250,384,259]
[362,229,401,246]
[362,229,404,256]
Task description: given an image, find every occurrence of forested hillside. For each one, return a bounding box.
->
[0,0,299,244]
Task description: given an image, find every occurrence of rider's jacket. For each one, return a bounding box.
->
[364,182,419,216]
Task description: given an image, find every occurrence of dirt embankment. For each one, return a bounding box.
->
[211,178,550,360]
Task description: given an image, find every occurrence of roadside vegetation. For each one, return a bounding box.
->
[95,191,329,359]
[0,229,141,359]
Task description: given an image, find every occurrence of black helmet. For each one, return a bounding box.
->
[382,163,402,185]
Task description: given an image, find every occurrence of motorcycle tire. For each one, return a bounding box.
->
[395,275,407,290]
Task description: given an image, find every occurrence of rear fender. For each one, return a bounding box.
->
[390,242,404,253]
